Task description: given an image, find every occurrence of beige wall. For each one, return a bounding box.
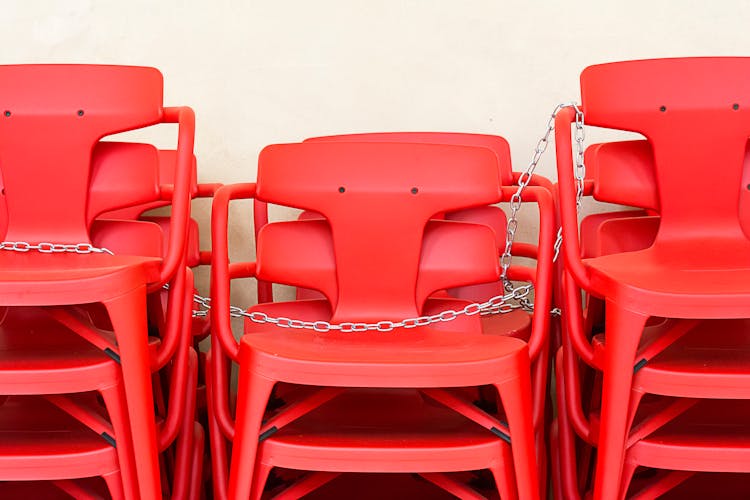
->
[2,1,748,305]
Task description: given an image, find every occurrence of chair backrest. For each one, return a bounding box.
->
[581,58,750,241]
[87,142,162,221]
[100,148,199,221]
[258,218,500,312]
[256,142,502,323]
[306,132,514,185]
[585,140,659,211]
[0,64,163,243]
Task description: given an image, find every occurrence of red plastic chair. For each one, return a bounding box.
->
[297,132,556,499]
[556,57,750,499]
[211,141,549,499]
[0,64,194,499]
[0,143,199,497]
[556,147,750,498]
[257,132,552,428]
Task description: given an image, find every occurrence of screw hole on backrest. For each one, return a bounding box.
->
[3,111,10,117]
[733,103,740,111]
[411,187,418,195]
[77,109,85,116]
[338,186,345,193]
[659,106,667,112]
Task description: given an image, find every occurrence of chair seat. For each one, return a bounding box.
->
[585,241,750,317]
[592,319,750,398]
[480,310,531,340]
[240,321,527,388]
[628,399,750,473]
[0,396,118,480]
[259,388,507,473]
[0,252,161,305]
[0,308,160,394]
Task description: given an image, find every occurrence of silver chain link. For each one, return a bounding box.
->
[0,241,113,255]
[192,282,533,333]
[192,293,211,318]
[504,102,586,264]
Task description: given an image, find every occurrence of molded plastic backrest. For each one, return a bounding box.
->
[87,142,161,221]
[306,132,514,185]
[257,219,499,312]
[257,142,501,322]
[100,149,199,220]
[585,140,659,211]
[0,64,163,242]
[581,58,750,239]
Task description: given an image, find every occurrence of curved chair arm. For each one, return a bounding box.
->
[513,171,555,191]
[509,242,538,260]
[554,107,592,291]
[158,273,193,448]
[211,336,236,441]
[500,185,555,362]
[158,106,196,286]
[211,183,258,361]
[561,270,596,367]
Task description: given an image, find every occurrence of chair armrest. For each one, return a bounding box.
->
[158,106,195,285]
[210,183,257,361]
[554,107,592,291]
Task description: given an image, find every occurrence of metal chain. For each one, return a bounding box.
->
[205,282,534,333]
[500,102,586,265]
[192,293,211,318]
[501,103,573,282]
[0,241,113,255]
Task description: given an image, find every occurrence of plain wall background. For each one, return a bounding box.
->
[2,0,748,306]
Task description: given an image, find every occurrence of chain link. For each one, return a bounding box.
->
[496,103,586,268]
[0,241,113,255]
[220,282,534,333]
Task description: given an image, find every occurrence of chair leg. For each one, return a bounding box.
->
[189,422,206,500]
[250,460,274,500]
[592,305,648,500]
[173,349,199,499]
[550,421,565,500]
[495,361,539,500]
[555,348,582,500]
[104,285,161,500]
[228,369,276,500]
[99,383,138,500]
[490,454,518,500]
[618,460,639,500]
[207,353,230,500]
[102,471,126,500]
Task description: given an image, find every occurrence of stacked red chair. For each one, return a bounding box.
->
[210,140,553,499]
[303,131,555,495]
[551,139,659,498]
[0,64,196,498]
[555,57,750,499]
[247,132,555,497]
